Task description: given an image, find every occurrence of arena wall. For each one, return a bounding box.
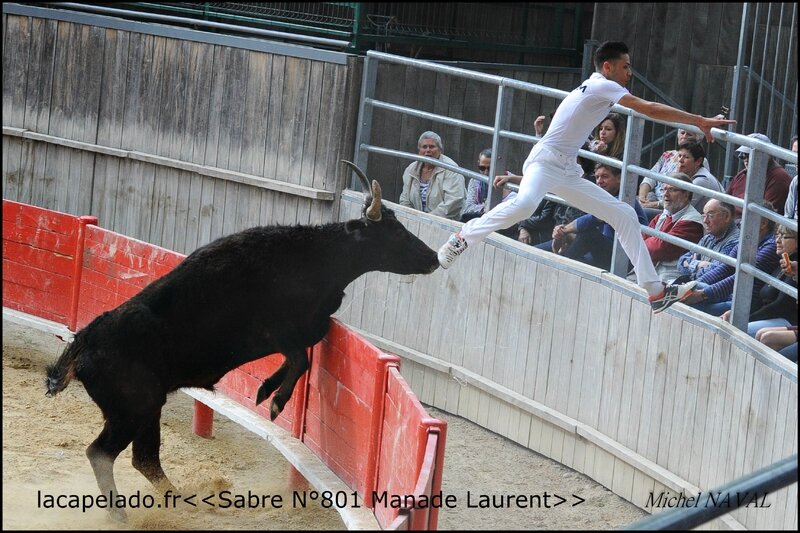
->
[335,192,798,531]
[1,199,445,530]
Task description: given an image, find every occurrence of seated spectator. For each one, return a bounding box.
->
[399,131,465,220]
[534,163,647,269]
[682,203,781,315]
[785,134,798,178]
[755,326,797,362]
[675,141,722,212]
[676,199,740,280]
[726,133,792,218]
[785,135,797,218]
[719,225,797,337]
[516,144,595,246]
[639,128,710,219]
[461,148,492,222]
[642,173,704,283]
[589,112,626,161]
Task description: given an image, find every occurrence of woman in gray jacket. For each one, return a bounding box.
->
[399,131,466,220]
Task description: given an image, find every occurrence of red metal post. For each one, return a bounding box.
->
[68,215,98,331]
[192,400,214,438]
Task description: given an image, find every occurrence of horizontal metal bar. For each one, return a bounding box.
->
[5,2,349,63]
[365,98,494,135]
[739,262,798,299]
[623,455,798,530]
[46,2,351,48]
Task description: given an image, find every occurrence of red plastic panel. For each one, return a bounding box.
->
[2,200,81,323]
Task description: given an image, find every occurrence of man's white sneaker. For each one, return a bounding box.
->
[438,233,468,269]
[649,281,698,314]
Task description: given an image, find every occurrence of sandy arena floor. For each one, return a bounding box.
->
[3,320,646,530]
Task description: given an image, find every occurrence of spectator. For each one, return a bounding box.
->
[516,143,595,246]
[785,134,798,177]
[719,225,797,337]
[399,131,465,220]
[785,135,797,218]
[589,112,626,160]
[642,172,704,283]
[535,163,648,269]
[683,202,781,315]
[675,141,723,212]
[676,199,740,280]
[639,128,710,219]
[461,148,492,222]
[755,326,797,362]
[726,133,792,218]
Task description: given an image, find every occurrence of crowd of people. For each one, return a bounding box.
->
[395,42,797,362]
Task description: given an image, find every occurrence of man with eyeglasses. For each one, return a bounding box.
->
[640,173,704,283]
[681,201,781,315]
[725,132,792,218]
[675,199,740,280]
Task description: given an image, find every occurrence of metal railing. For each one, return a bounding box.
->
[622,454,797,530]
[354,50,798,335]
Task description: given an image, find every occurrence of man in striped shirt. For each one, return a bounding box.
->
[682,206,780,316]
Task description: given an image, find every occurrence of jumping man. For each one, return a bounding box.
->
[437,41,736,313]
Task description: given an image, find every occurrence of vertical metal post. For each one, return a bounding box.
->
[488,83,514,209]
[582,40,598,81]
[611,115,645,278]
[729,149,769,333]
[726,3,749,183]
[353,54,378,190]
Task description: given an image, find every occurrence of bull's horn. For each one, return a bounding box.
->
[341,160,371,199]
[366,180,382,221]
[341,160,381,221]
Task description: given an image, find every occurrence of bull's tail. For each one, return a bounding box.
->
[45,335,84,396]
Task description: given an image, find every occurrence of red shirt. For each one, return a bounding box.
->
[726,164,792,216]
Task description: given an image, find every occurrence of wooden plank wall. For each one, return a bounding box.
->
[1,12,358,255]
[336,192,798,530]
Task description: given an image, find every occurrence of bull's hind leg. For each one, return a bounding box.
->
[269,347,310,421]
[86,418,138,522]
[255,358,290,406]
[132,411,176,494]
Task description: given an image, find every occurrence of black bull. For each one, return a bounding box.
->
[45,161,440,521]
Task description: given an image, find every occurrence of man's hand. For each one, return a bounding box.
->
[534,115,546,137]
[720,310,732,322]
[518,227,532,245]
[682,289,705,305]
[697,115,737,143]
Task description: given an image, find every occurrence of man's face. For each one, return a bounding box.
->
[605,54,632,87]
[677,149,703,176]
[702,201,731,238]
[595,167,621,195]
[662,184,691,214]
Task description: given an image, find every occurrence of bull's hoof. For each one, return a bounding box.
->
[269,398,284,421]
[255,385,270,406]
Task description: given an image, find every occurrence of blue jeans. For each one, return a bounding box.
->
[747,318,792,338]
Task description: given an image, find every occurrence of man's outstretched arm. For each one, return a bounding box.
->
[618,94,736,142]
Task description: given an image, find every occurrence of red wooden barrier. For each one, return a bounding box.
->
[2,199,447,530]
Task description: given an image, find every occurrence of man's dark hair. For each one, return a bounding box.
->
[594,162,621,177]
[594,41,630,71]
[678,141,706,161]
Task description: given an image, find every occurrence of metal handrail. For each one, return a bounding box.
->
[622,455,798,530]
[355,50,799,334]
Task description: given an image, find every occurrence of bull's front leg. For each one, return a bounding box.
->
[255,358,290,407]
[269,347,310,421]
